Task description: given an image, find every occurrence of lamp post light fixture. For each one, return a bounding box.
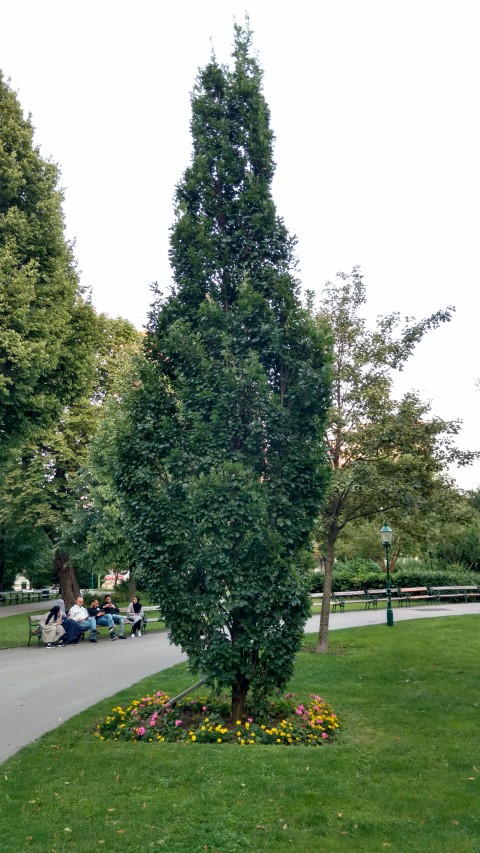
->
[380,523,394,627]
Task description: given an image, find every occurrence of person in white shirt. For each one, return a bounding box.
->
[69,596,97,642]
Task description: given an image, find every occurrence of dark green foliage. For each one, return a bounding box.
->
[114,24,331,715]
[0,72,96,452]
[309,562,478,592]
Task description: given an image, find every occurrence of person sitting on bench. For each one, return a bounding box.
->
[69,596,98,642]
[102,595,126,638]
[126,595,144,637]
[88,598,118,641]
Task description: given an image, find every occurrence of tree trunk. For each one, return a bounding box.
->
[316,527,337,653]
[128,568,136,601]
[55,551,80,609]
[231,673,249,722]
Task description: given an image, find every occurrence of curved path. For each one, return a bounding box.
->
[1,602,479,765]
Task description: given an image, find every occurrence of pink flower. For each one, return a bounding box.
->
[247,717,253,723]
[175,719,182,727]
[137,726,146,736]
[321,732,328,739]
[202,706,207,712]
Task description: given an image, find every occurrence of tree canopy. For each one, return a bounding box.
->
[112,23,331,718]
[0,72,96,456]
[315,268,476,651]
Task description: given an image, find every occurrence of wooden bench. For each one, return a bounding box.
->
[330,590,370,612]
[27,615,44,645]
[429,585,480,604]
[365,588,399,609]
[398,587,434,606]
[0,591,20,606]
[118,605,164,633]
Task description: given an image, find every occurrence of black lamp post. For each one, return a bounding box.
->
[380,523,394,627]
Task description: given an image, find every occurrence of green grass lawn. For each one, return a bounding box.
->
[1,616,479,852]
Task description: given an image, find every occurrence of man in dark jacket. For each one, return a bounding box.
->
[87,598,118,641]
[102,594,126,639]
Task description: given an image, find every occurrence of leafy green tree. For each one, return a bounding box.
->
[0,313,140,598]
[0,71,95,455]
[432,489,480,571]
[60,343,141,594]
[113,24,331,719]
[315,268,476,651]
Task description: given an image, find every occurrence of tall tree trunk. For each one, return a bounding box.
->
[231,673,249,722]
[316,526,337,653]
[55,551,80,609]
[128,565,136,601]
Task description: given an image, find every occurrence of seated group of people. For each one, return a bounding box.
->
[41,594,144,646]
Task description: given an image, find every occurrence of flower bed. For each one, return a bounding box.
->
[95,691,340,746]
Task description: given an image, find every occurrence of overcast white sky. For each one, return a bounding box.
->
[1,1,478,489]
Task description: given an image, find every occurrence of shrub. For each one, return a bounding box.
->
[309,562,479,593]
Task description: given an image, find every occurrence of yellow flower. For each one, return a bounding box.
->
[191,735,197,742]
[236,720,242,726]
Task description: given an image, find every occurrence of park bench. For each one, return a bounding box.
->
[330,590,370,612]
[27,615,44,645]
[119,605,163,633]
[0,591,20,605]
[398,587,434,606]
[365,588,400,609]
[429,585,480,604]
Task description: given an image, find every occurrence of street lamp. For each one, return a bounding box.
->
[380,523,394,627]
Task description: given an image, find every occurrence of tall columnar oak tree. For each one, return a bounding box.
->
[114,25,331,718]
[315,268,477,652]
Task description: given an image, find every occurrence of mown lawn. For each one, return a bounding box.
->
[1,616,479,852]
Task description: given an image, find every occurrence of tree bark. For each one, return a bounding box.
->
[55,551,80,609]
[231,673,249,722]
[316,527,337,653]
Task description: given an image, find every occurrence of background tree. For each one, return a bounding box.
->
[0,71,94,455]
[315,268,476,652]
[60,340,141,595]
[113,23,331,719]
[1,70,104,591]
[0,313,140,599]
[432,488,480,571]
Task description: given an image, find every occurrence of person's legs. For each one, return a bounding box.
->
[97,614,117,639]
[112,614,125,637]
[78,618,96,639]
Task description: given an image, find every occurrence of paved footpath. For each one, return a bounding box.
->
[1,601,479,765]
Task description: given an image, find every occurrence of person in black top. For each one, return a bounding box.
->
[102,595,126,638]
[87,598,118,641]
